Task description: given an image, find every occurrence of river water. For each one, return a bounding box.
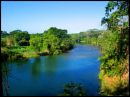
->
[3,45,101,96]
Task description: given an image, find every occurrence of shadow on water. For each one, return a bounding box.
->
[2,59,33,96]
[2,62,10,96]
[31,55,59,78]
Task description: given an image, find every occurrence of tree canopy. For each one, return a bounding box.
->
[101,1,129,31]
[42,27,73,55]
[10,30,30,46]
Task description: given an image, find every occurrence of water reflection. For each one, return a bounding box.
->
[3,45,101,96]
[31,56,59,78]
[44,56,58,76]
[10,60,29,68]
[31,58,41,78]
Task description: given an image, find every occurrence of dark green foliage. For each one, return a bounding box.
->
[59,82,86,96]
[15,31,30,46]
[10,30,22,35]
[1,31,9,37]
[9,30,30,46]
[47,27,69,38]
[101,1,128,31]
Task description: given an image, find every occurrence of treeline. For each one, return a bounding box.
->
[1,27,74,61]
[70,29,106,46]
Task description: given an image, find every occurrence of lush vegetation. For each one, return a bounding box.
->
[1,27,74,62]
[42,27,73,55]
[70,1,129,96]
[1,1,128,96]
[98,1,129,96]
[70,29,104,45]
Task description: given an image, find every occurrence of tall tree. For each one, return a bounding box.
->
[101,1,129,31]
[99,1,129,95]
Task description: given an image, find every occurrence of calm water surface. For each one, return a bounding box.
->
[3,45,101,96]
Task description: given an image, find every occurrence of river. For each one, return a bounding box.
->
[3,45,101,96]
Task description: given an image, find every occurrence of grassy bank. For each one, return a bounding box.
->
[1,44,74,62]
[1,46,40,62]
[99,57,129,96]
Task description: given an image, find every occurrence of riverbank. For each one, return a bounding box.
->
[1,46,39,62]
[1,45,74,62]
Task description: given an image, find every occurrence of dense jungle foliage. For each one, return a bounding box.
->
[1,27,74,62]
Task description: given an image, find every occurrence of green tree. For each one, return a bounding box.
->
[42,27,73,55]
[29,34,43,52]
[43,33,61,55]
[1,31,9,38]
[101,1,128,31]
[99,1,129,75]
[9,30,30,46]
[99,1,129,96]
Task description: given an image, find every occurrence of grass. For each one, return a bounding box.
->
[99,58,129,96]
[22,51,39,58]
[1,46,40,62]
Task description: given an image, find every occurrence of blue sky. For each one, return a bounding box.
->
[1,1,108,34]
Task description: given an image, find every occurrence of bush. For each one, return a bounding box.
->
[59,82,86,96]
